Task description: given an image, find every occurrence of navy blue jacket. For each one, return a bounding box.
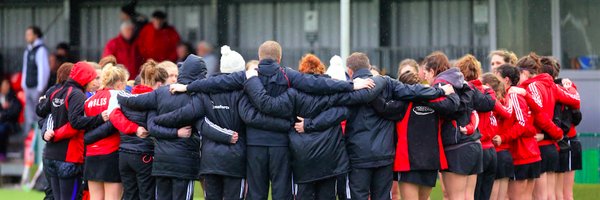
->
[116,54,206,179]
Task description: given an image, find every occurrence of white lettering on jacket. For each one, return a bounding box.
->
[213,105,230,110]
[52,98,64,107]
[412,106,435,115]
[87,98,107,108]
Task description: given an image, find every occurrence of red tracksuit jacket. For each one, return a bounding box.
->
[520,74,580,147]
[84,88,121,156]
[497,87,541,165]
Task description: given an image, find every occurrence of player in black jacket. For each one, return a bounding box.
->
[370,71,460,199]
[342,52,454,200]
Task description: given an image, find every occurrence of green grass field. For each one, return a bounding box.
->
[2,183,600,199]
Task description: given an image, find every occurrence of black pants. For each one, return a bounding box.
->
[203,174,245,200]
[119,151,155,200]
[336,174,348,200]
[348,164,393,200]
[155,176,194,200]
[475,147,497,200]
[43,159,82,200]
[295,177,337,200]
[246,146,292,200]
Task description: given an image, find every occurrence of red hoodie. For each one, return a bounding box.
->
[519,74,580,146]
[469,80,496,149]
[497,87,541,165]
[136,23,180,62]
[102,35,143,80]
[84,88,121,156]
[109,85,154,134]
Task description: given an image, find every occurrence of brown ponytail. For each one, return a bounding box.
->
[139,60,168,86]
[516,52,542,75]
[481,72,505,100]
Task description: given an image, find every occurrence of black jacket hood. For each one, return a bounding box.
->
[178,54,207,84]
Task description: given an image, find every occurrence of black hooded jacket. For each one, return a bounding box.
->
[150,73,291,178]
[117,54,207,179]
[181,59,357,146]
[344,68,446,168]
[243,74,386,183]
[432,68,494,147]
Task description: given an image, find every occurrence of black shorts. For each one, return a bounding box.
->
[495,150,514,179]
[394,170,438,187]
[84,151,121,182]
[539,144,559,173]
[444,142,483,175]
[557,138,583,172]
[513,161,541,180]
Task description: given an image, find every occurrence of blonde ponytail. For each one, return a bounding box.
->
[101,63,130,89]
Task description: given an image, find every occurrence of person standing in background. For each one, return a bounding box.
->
[103,21,143,80]
[137,11,180,62]
[119,0,147,41]
[176,42,194,63]
[21,26,50,137]
[196,41,219,77]
[0,78,23,161]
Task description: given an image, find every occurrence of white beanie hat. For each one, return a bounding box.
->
[220,45,245,73]
[326,55,347,81]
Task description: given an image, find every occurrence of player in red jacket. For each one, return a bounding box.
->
[481,72,516,200]
[136,11,180,63]
[516,53,580,200]
[102,21,143,80]
[83,64,130,200]
[493,65,541,200]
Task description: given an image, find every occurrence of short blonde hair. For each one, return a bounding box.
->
[258,41,282,61]
[101,63,130,89]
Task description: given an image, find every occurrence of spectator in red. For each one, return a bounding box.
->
[102,21,143,80]
[137,10,180,62]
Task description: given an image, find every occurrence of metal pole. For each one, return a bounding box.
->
[341,0,350,66]
[489,0,497,53]
[551,0,561,63]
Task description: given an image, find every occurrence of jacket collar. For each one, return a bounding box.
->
[352,68,372,79]
[27,39,44,50]
[257,59,281,76]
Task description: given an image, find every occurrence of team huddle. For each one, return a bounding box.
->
[38,40,581,200]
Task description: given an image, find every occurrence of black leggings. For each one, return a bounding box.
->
[43,159,82,200]
[47,175,80,200]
